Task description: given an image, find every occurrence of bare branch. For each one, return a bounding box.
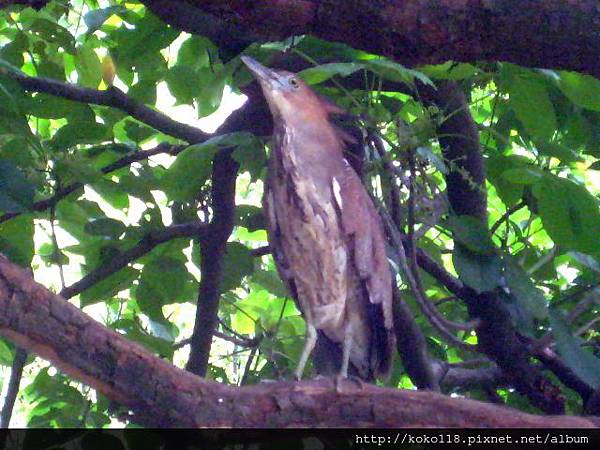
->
[186,151,239,376]
[490,201,526,235]
[1,256,598,427]
[2,67,208,143]
[0,348,27,428]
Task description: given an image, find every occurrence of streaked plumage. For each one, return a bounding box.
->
[242,56,394,380]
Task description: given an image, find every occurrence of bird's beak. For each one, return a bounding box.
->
[241,56,281,89]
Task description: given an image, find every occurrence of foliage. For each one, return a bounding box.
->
[0,0,599,426]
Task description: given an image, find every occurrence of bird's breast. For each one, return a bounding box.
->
[266,136,361,334]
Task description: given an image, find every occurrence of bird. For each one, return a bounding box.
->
[241,56,394,381]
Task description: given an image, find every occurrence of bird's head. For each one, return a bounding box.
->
[241,56,340,125]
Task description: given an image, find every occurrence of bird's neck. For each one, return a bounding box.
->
[279,117,344,159]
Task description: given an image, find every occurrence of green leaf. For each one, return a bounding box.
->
[121,120,155,143]
[298,62,364,85]
[486,154,528,206]
[26,94,79,119]
[590,161,600,172]
[136,257,194,320]
[533,174,600,253]
[129,79,156,105]
[165,65,200,105]
[558,71,600,111]
[419,62,477,80]
[550,311,600,389]
[195,67,226,117]
[504,257,548,321]
[112,12,178,68]
[508,76,556,139]
[177,36,214,70]
[92,179,129,210]
[54,157,103,186]
[0,214,34,267]
[231,136,266,181]
[28,19,75,53]
[163,133,252,202]
[219,242,254,292]
[0,160,35,212]
[446,215,495,254]
[80,267,139,307]
[366,59,434,87]
[84,218,126,238]
[84,6,127,34]
[452,245,503,294]
[235,205,266,232]
[501,167,543,185]
[50,121,109,149]
[75,43,102,88]
[162,145,217,202]
[0,33,27,67]
[252,269,289,298]
[536,141,582,163]
[0,338,14,366]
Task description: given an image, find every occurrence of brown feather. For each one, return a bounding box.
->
[243,57,395,379]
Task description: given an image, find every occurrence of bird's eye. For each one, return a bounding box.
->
[289,77,299,88]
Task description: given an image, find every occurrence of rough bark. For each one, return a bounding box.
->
[1,254,598,427]
[142,0,600,78]
[186,150,238,376]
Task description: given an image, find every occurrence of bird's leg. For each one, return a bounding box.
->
[295,323,317,380]
[334,324,353,393]
[339,324,352,378]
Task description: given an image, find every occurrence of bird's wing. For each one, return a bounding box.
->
[263,182,296,295]
[333,162,394,330]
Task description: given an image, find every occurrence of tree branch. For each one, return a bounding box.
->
[1,255,598,427]
[143,0,600,78]
[1,67,208,143]
[186,150,239,377]
[60,222,208,300]
[0,348,27,428]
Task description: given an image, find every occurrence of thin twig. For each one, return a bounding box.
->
[174,330,260,350]
[490,201,526,235]
[381,209,479,352]
[575,316,600,337]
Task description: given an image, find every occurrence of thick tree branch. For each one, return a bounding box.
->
[1,68,208,143]
[186,150,239,376]
[60,222,208,300]
[392,287,439,391]
[1,255,598,427]
[143,0,600,78]
[184,84,269,377]
[438,363,508,392]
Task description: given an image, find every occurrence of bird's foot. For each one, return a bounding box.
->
[334,374,365,393]
[334,374,348,394]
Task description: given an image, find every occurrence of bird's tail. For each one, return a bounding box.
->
[367,301,395,379]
